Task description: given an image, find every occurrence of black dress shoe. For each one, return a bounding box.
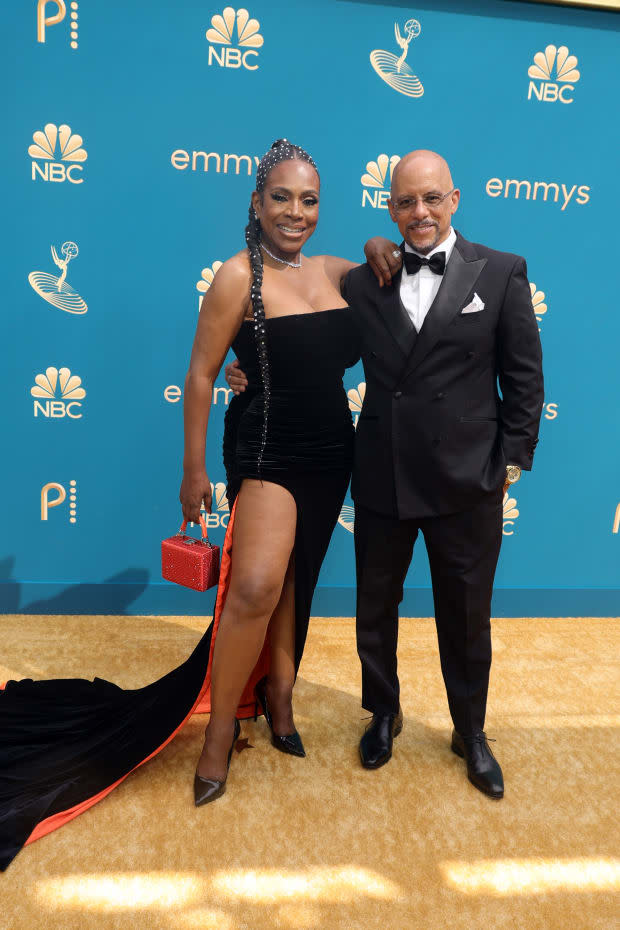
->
[451,729,504,799]
[194,718,241,807]
[359,707,403,769]
[254,676,306,757]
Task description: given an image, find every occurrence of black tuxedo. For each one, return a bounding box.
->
[343,231,543,734]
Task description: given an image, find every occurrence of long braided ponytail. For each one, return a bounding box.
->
[244,138,319,475]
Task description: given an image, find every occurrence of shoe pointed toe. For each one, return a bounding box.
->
[272,730,306,757]
[193,774,226,807]
[451,729,504,799]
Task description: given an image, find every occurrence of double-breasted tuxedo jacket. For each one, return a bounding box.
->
[345,231,544,520]
[344,231,544,730]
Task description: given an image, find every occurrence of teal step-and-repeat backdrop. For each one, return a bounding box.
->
[2,0,619,616]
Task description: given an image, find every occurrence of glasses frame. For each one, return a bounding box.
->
[391,188,456,214]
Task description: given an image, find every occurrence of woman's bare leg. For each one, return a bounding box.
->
[196,480,296,780]
[264,554,297,735]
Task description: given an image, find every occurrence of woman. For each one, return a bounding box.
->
[0,140,398,869]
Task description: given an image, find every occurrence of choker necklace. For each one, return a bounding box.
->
[261,241,302,269]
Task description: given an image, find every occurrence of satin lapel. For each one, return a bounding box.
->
[373,268,410,360]
[402,241,486,378]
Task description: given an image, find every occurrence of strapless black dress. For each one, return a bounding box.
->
[0,307,360,870]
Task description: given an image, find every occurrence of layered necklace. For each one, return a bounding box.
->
[261,241,302,269]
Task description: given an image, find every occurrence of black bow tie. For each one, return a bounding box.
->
[403,250,446,276]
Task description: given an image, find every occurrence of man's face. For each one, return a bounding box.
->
[388,157,460,254]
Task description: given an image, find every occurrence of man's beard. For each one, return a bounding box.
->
[406,221,440,255]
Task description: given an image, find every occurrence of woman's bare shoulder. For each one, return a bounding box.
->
[311,254,359,287]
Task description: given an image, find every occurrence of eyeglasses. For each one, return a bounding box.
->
[392,189,455,214]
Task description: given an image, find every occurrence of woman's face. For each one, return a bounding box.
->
[252,158,320,256]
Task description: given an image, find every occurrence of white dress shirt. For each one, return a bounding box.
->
[400,226,457,332]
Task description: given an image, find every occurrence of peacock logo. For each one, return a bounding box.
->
[370,18,424,98]
[347,382,366,427]
[527,45,580,104]
[206,7,263,70]
[361,155,400,209]
[530,282,547,330]
[503,492,519,536]
[31,366,85,418]
[198,481,230,529]
[196,261,223,311]
[29,123,87,183]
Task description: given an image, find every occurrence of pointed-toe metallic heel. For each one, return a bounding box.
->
[194,718,241,807]
[254,676,306,758]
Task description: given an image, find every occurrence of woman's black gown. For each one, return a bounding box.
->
[0,307,359,870]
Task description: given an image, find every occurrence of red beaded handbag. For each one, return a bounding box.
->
[161,515,221,591]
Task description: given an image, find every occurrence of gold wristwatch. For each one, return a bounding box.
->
[506,465,521,484]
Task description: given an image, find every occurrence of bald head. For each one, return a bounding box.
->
[391,150,453,194]
[388,149,459,254]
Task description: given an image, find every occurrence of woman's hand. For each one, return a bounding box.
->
[180,469,212,524]
[225,359,248,395]
[364,237,403,287]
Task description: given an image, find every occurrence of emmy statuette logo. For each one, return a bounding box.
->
[503,492,519,536]
[197,261,223,312]
[31,367,86,418]
[527,45,580,104]
[206,7,263,71]
[361,155,400,209]
[347,382,366,428]
[370,18,424,98]
[28,242,87,314]
[338,503,355,534]
[37,0,79,49]
[29,124,87,183]
[41,480,77,523]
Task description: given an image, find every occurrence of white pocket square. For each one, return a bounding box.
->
[461,293,485,314]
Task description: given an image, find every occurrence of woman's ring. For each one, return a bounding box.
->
[392,250,401,259]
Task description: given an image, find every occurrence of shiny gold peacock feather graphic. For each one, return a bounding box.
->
[370,18,424,98]
[503,492,519,534]
[31,367,86,401]
[196,262,223,310]
[361,155,401,191]
[206,8,263,47]
[28,123,88,163]
[28,241,87,314]
[530,283,547,329]
[338,504,355,534]
[528,46,580,83]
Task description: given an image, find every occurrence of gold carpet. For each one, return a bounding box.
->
[1,615,619,930]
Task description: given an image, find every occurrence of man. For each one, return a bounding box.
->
[226,150,543,799]
[344,150,543,798]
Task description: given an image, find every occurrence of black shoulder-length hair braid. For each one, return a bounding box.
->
[244,138,319,474]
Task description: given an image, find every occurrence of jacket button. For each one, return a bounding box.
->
[432,438,441,446]
[435,392,446,400]
[467,351,475,358]
[393,390,402,399]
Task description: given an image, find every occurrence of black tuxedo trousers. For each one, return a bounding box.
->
[354,490,503,734]
[344,233,544,736]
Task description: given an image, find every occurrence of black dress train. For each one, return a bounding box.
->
[0,306,359,870]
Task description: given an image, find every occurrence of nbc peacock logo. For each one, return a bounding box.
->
[196,261,223,312]
[31,366,86,419]
[28,242,87,314]
[29,123,87,183]
[530,282,547,330]
[361,155,400,209]
[347,382,366,428]
[370,18,424,98]
[527,45,580,104]
[198,482,230,529]
[503,492,519,536]
[206,7,263,71]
